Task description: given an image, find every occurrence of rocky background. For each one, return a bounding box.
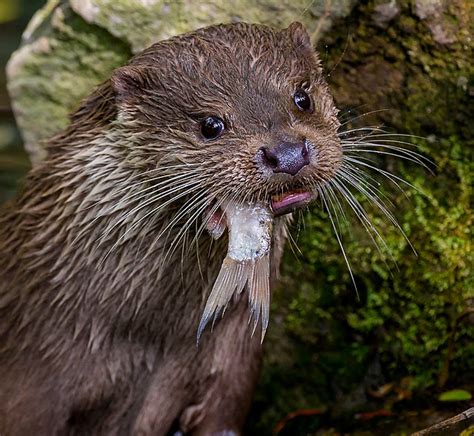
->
[1,0,472,433]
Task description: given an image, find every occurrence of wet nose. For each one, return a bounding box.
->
[261,141,310,176]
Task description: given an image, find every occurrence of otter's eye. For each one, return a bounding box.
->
[293,89,313,112]
[201,116,225,140]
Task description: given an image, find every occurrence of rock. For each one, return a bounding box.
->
[373,1,400,28]
[7,0,357,164]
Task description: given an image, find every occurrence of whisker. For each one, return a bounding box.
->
[338,125,385,137]
[111,170,203,208]
[338,165,397,210]
[79,164,201,211]
[318,185,359,296]
[338,109,391,128]
[97,177,204,244]
[161,192,217,264]
[330,177,397,268]
[355,131,428,142]
[98,180,205,264]
[75,172,203,236]
[162,184,236,266]
[336,167,416,254]
[286,228,303,259]
[344,148,430,171]
[343,157,426,196]
[324,180,348,235]
[342,141,433,170]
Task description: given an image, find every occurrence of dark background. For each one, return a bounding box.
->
[0,0,44,202]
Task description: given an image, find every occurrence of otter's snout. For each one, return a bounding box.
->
[260,141,310,176]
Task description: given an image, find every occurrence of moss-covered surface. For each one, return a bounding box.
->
[69,0,357,53]
[7,3,132,162]
[248,0,473,433]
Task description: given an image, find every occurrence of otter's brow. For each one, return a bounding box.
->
[298,79,312,90]
[187,110,229,124]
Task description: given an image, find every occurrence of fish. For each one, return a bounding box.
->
[198,201,273,342]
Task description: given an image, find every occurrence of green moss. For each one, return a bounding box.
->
[7,4,131,160]
[71,0,357,53]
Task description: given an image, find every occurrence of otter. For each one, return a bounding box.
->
[0,22,341,435]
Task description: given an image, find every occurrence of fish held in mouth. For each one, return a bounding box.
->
[199,189,314,342]
[198,201,273,342]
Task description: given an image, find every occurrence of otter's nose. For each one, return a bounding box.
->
[261,141,310,176]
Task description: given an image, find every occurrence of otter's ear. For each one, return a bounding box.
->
[111,65,154,105]
[285,22,314,57]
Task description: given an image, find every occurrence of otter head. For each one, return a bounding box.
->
[108,22,341,228]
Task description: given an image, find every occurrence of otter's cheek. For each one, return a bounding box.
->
[310,140,343,178]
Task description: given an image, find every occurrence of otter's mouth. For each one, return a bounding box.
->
[270,190,313,217]
[205,189,315,239]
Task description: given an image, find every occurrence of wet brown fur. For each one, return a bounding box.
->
[0,22,341,435]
